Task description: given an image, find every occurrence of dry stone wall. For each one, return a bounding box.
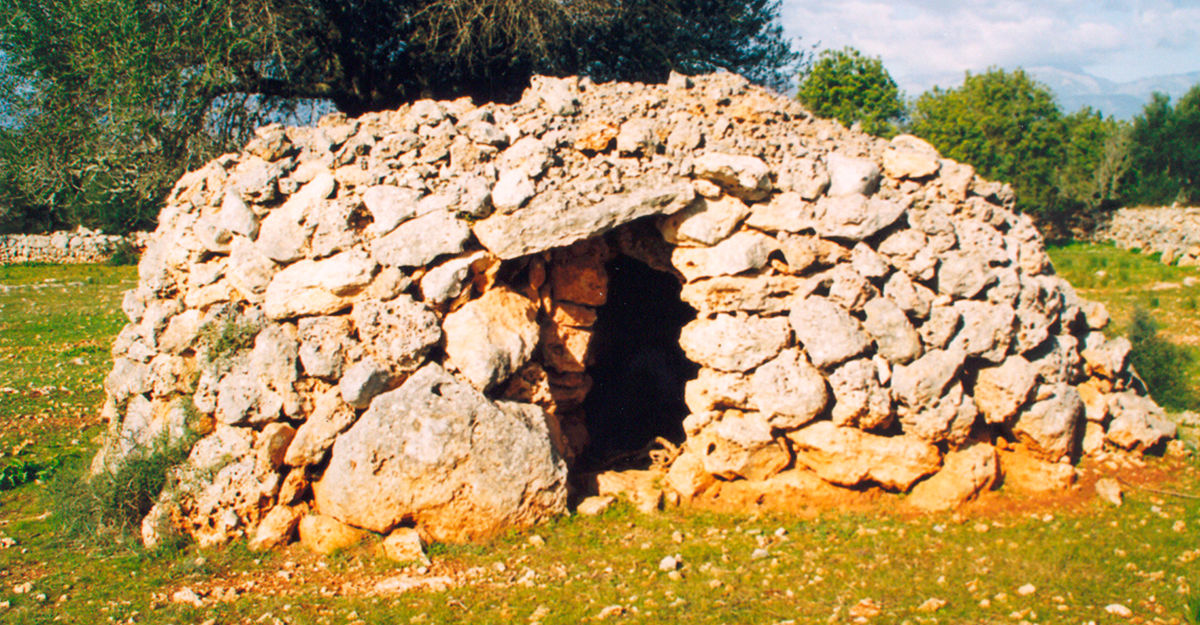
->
[1101,206,1200,265]
[94,72,1177,551]
[0,228,149,264]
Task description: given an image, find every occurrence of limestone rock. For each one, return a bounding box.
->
[659,194,751,246]
[299,514,369,555]
[862,297,923,365]
[442,288,541,391]
[692,152,771,200]
[884,270,934,319]
[286,388,357,466]
[1080,336,1131,379]
[974,356,1037,424]
[825,154,881,197]
[948,300,1014,363]
[680,274,804,315]
[883,138,941,180]
[371,210,471,268]
[828,358,893,430]
[679,314,791,373]
[363,185,421,235]
[743,192,816,233]
[249,504,304,551]
[596,470,664,513]
[905,443,997,511]
[693,411,791,481]
[314,364,567,542]
[684,368,751,413]
[263,250,378,319]
[1106,391,1177,451]
[421,252,485,305]
[789,296,870,369]
[473,178,696,259]
[1011,383,1084,462]
[898,382,978,445]
[750,348,829,430]
[787,421,941,491]
[891,349,964,412]
[812,194,906,241]
[298,316,351,379]
[351,296,442,374]
[999,448,1076,492]
[339,358,388,409]
[937,251,991,299]
[380,528,429,564]
[671,231,778,282]
[665,447,717,500]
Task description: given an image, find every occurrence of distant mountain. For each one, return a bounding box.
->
[1030,67,1200,120]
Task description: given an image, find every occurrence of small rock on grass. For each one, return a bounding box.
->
[597,605,625,619]
[1095,477,1123,506]
[1017,584,1036,596]
[917,597,947,612]
[171,587,204,607]
[576,495,615,516]
[1104,603,1133,617]
[659,555,680,571]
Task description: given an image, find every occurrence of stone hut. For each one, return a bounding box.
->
[94,73,1177,550]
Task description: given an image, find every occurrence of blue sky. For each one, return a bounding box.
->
[779,0,1200,95]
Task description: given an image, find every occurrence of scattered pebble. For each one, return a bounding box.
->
[1104,604,1133,617]
[596,605,624,620]
[917,597,946,612]
[848,598,881,619]
[659,555,679,572]
[171,587,204,607]
[751,548,770,561]
[1017,584,1036,596]
[528,534,545,547]
[1095,478,1123,506]
[12,582,32,594]
[671,531,683,544]
[1172,520,1186,533]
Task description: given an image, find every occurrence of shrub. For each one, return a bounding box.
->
[1127,307,1198,412]
[104,239,141,266]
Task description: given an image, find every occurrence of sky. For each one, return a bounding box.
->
[778,0,1200,96]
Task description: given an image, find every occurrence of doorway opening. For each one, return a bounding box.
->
[578,254,699,471]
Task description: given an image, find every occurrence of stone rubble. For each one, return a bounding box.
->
[93,71,1177,549]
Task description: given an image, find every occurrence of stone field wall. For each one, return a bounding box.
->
[0,229,150,264]
[1101,205,1200,266]
[93,72,1179,553]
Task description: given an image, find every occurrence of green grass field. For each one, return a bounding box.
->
[0,249,1198,624]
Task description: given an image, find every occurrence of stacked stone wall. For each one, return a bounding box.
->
[0,229,151,264]
[1101,205,1200,265]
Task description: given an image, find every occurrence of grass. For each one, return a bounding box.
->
[0,254,1198,624]
[1048,241,1200,412]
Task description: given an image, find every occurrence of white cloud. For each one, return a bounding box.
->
[780,0,1200,93]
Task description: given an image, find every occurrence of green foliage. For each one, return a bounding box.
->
[796,47,902,137]
[0,0,802,234]
[910,69,1064,215]
[1125,84,1200,206]
[0,455,65,490]
[1127,307,1198,411]
[51,436,192,545]
[104,239,141,267]
[909,68,1133,238]
[196,313,261,371]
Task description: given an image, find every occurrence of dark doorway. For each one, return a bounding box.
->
[579,254,699,470]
